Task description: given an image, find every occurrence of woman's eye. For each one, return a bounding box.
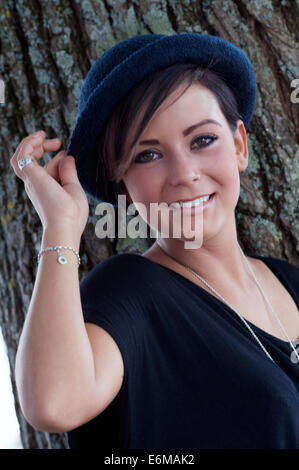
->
[191,134,217,149]
[134,150,160,164]
[133,134,217,164]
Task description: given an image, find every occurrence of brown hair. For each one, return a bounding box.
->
[97,63,243,206]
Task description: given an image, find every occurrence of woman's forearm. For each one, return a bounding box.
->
[15,226,96,431]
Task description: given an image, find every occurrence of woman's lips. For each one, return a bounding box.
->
[169,193,216,213]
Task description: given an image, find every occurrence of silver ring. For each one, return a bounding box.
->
[18,157,34,171]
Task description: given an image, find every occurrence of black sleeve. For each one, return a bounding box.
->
[68,254,149,449]
[79,253,147,380]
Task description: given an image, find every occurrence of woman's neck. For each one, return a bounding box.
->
[143,227,255,296]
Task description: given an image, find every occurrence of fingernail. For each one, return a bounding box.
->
[34,133,41,138]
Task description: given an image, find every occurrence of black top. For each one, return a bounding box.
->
[67,253,299,449]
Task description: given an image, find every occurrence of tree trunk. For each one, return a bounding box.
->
[0,0,298,449]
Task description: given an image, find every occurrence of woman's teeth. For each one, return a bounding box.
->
[170,194,211,209]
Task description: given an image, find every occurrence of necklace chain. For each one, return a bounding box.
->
[155,239,299,364]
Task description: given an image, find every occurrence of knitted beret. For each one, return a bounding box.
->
[67,33,257,206]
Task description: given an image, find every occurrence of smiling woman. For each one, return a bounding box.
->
[13,33,299,451]
[65,33,298,449]
[119,80,248,244]
[99,62,242,209]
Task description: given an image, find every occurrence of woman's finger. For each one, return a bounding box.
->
[39,138,62,152]
[29,138,62,159]
[13,131,45,161]
[12,131,62,161]
[10,131,69,185]
[44,150,68,180]
[12,153,41,184]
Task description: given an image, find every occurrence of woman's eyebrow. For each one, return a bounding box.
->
[139,119,222,145]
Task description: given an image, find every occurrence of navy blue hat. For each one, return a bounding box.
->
[67,33,257,206]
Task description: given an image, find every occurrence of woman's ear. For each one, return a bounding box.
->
[234,120,248,172]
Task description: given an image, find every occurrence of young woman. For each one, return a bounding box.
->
[11,33,299,449]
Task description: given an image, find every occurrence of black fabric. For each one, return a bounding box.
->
[67,253,299,449]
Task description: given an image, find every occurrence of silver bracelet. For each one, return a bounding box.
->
[37,245,81,266]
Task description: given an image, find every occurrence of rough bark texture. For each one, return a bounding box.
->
[0,0,298,449]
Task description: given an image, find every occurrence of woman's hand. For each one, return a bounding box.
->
[10,130,89,236]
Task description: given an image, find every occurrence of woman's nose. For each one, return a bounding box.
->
[167,153,201,186]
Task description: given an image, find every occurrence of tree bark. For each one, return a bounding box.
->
[0,0,298,449]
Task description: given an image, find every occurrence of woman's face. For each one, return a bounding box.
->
[121,82,248,242]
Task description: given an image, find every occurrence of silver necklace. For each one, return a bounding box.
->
[155,239,299,364]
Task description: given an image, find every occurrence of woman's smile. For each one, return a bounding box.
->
[169,192,216,215]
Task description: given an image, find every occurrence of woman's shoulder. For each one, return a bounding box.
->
[251,254,299,273]
[81,252,161,292]
[249,254,299,291]
[94,252,158,274]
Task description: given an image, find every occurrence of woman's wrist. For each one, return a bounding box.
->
[41,225,82,252]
